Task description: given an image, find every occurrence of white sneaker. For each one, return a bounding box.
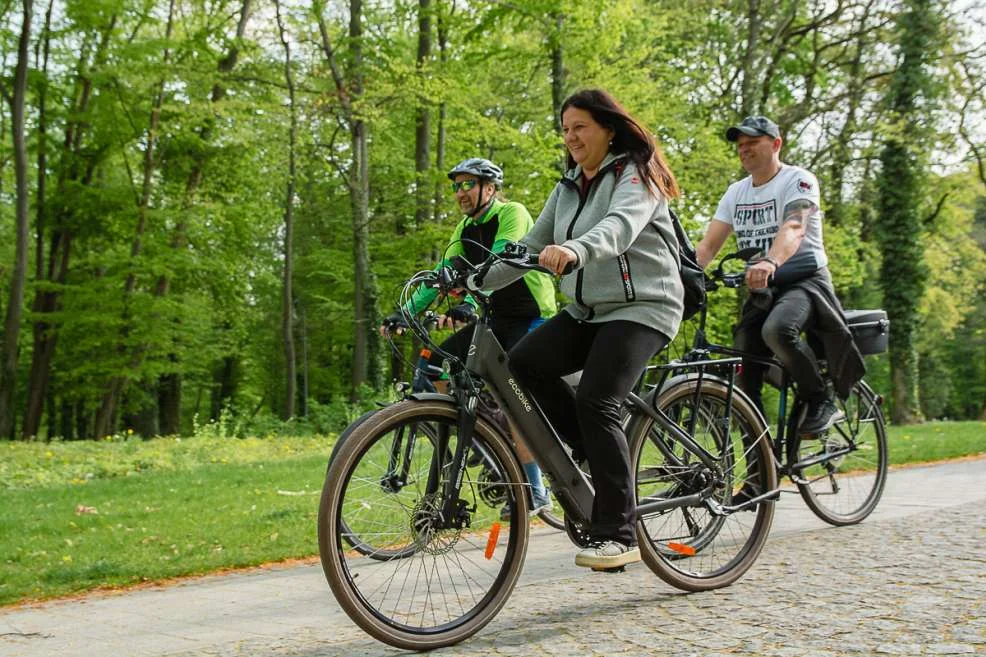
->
[574,540,640,569]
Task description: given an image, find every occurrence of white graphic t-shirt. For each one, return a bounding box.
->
[714,164,827,272]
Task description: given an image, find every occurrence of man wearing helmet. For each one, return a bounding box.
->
[382,157,557,515]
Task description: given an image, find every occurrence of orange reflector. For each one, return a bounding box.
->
[667,542,696,556]
[485,523,502,560]
[420,348,432,359]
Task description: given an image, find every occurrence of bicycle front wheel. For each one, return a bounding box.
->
[329,409,423,561]
[318,399,529,650]
[790,380,888,525]
[631,377,776,591]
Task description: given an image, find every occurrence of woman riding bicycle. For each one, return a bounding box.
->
[477,89,684,570]
[380,157,557,515]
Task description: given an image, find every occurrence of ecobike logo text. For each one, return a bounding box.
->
[507,377,532,412]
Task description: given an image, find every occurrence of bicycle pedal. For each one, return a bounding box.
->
[590,565,626,574]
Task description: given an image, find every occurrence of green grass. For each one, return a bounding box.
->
[0,435,335,606]
[1,421,983,606]
[886,420,986,466]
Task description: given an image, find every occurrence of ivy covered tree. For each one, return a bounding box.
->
[874,0,942,423]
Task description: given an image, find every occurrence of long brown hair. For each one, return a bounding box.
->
[561,89,680,199]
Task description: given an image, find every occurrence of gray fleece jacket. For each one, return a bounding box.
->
[483,152,684,340]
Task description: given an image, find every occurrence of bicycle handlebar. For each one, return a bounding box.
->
[418,242,573,296]
[709,247,767,291]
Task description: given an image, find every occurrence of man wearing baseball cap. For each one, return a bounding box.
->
[696,116,864,439]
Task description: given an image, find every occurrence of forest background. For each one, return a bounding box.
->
[0,0,984,442]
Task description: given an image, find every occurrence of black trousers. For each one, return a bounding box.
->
[508,311,669,545]
[427,314,537,368]
[734,273,829,414]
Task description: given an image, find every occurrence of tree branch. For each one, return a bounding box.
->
[923,192,950,227]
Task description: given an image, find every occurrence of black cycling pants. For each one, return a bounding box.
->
[508,311,669,545]
[427,314,540,368]
[734,278,827,414]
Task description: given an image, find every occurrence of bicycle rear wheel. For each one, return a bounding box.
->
[789,380,888,525]
[631,377,776,591]
[318,399,529,650]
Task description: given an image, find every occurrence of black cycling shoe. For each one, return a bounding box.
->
[799,398,844,436]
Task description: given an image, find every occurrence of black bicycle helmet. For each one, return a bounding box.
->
[447,158,504,187]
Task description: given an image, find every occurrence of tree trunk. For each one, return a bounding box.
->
[153,0,254,434]
[549,11,565,136]
[349,0,376,398]
[34,0,52,284]
[413,0,432,229]
[94,0,176,438]
[432,0,450,223]
[825,0,876,228]
[210,355,239,421]
[23,16,115,438]
[274,0,298,420]
[0,0,33,439]
[314,0,378,398]
[739,0,762,117]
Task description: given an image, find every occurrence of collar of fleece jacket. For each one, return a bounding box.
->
[562,151,627,183]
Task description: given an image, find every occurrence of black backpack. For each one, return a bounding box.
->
[661,208,706,321]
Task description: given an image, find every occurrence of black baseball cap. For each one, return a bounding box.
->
[726,116,781,141]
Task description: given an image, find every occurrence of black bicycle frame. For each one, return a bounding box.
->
[447,320,722,527]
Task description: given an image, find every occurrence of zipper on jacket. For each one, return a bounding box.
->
[559,157,626,310]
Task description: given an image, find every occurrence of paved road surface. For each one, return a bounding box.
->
[2,458,984,657]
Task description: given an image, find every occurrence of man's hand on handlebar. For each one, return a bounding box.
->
[745,260,776,290]
[538,245,578,275]
[437,303,477,330]
[380,312,409,336]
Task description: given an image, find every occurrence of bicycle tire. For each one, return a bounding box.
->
[318,399,530,650]
[789,380,888,525]
[630,376,776,591]
[331,409,423,561]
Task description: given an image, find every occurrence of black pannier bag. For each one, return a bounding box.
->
[844,309,889,356]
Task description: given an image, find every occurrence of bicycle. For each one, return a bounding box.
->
[330,314,565,562]
[318,244,777,650]
[647,247,889,527]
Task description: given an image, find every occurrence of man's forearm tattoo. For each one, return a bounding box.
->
[783,199,818,227]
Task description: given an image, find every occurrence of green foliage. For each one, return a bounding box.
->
[0,0,984,440]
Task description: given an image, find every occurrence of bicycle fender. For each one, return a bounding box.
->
[407,392,456,404]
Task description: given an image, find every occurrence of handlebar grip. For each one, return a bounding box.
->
[526,253,575,275]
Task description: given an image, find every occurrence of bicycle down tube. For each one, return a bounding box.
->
[459,321,723,524]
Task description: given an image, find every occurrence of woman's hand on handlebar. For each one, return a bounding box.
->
[538,245,578,275]
[745,260,776,290]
